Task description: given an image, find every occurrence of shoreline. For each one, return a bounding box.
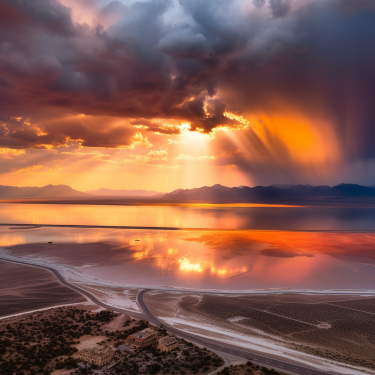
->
[2,197,375,208]
[2,223,375,233]
[1,249,375,296]
[1,253,374,375]
[80,268,375,295]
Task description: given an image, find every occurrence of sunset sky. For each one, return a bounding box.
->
[0,0,375,192]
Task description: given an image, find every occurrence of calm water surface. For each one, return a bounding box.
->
[1,226,375,291]
[1,203,375,230]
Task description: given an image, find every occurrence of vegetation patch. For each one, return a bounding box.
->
[218,362,286,375]
[0,306,117,375]
[95,340,225,375]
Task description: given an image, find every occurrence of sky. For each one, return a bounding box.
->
[0,0,374,192]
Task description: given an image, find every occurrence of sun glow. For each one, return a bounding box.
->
[133,249,149,260]
[0,109,341,192]
[248,113,340,165]
[179,258,203,272]
[223,112,251,130]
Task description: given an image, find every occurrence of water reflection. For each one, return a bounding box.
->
[1,226,375,291]
[1,203,375,230]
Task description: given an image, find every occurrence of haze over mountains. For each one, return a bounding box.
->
[164,183,375,202]
[0,185,87,199]
[1,183,375,201]
[86,188,163,197]
[0,185,163,199]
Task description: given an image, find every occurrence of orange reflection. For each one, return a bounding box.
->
[182,230,375,262]
[134,249,149,260]
[0,235,26,246]
[179,259,203,272]
[0,203,277,229]
[178,203,304,208]
[3,226,375,290]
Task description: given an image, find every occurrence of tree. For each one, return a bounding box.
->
[151,363,161,372]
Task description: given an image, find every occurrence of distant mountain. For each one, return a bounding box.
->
[281,183,375,197]
[271,184,297,189]
[282,184,332,196]
[86,188,163,197]
[164,183,375,202]
[211,184,231,192]
[164,185,287,201]
[167,188,185,196]
[0,184,87,198]
[3,183,374,202]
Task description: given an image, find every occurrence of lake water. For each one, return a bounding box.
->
[1,203,375,230]
[1,226,375,291]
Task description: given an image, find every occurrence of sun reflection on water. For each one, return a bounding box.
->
[2,226,375,290]
[179,259,203,272]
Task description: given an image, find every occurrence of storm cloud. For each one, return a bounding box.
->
[0,0,374,166]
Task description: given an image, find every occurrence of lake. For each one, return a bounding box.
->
[1,225,375,291]
[1,203,375,230]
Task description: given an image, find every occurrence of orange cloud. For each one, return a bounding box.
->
[11,165,43,174]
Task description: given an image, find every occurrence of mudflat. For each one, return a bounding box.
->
[0,260,86,317]
[3,242,129,267]
[145,291,375,371]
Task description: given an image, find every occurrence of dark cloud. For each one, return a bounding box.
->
[253,0,266,8]
[0,0,74,35]
[129,119,181,135]
[0,115,139,149]
[336,0,375,14]
[0,0,374,168]
[98,0,128,24]
[269,0,291,18]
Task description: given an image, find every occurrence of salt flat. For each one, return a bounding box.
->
[145,291,375,374]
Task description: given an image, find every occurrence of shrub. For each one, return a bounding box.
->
[55,362,65,370]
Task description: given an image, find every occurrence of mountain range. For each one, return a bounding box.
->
[1,183,375,201]
[0,184,87,198]
[164,183,375,202]
[0,185,164,199]
[86,188,163,197]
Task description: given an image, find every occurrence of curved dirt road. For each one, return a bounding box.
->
[137,289,340,375]
[0,257,344,375]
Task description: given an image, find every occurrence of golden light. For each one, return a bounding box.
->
[247,112,340,166]
[223,111,251,130]
[0,148,25,155]
[217,269,227,276]
[179,258,203,272]
[133,249,149,260]
[0,235,26,247]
